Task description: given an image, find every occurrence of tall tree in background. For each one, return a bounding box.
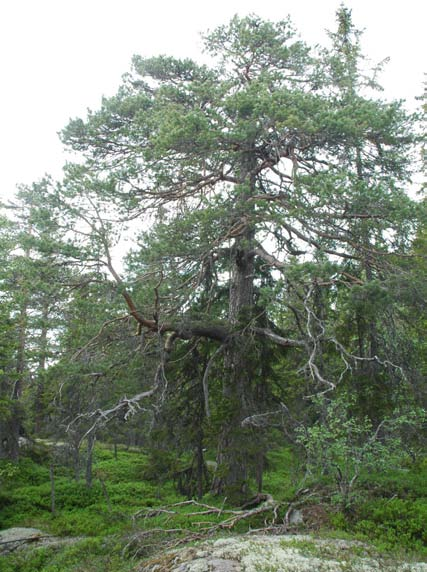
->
[314,7,420,418]
[54,8,421,499]
[0,178,89,457]
[0,215,23,459]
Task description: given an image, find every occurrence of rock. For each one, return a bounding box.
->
[288,508,304,525]
[139,534,427,572]
[205,460,218,472]
[174,557,240,572]
[0,527,47,554]
[0,527,82,555]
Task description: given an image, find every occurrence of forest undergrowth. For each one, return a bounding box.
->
[1,442,427,572]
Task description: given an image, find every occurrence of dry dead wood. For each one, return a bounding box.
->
[126,490,315,557]
[133,495,281,532]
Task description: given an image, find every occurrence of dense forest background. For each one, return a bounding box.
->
[1,6,426,571]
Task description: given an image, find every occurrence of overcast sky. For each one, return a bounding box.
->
[0,0,425,201]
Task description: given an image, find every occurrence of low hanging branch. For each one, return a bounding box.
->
[79,208,311,356]
[77,208,387,411]
[252,327,306,349]
[71,314,131,361]
[65,364,165,445]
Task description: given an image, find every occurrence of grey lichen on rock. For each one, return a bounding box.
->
[139,535,427,572]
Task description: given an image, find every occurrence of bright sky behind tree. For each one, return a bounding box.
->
[0,0,425,201]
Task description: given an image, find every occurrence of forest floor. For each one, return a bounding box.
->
[1,444,426,571]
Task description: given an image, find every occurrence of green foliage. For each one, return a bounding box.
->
[94,451,147,483]
[2,441,427,568]
[0,461,19,482]
[365,461,427,499]
[19,6,423,501]
[355,499,427,555]
[0,447,183,534]
[1,537,135,572]
[262,447,299,501]
[296,395,426,508]
[0,458,49,486]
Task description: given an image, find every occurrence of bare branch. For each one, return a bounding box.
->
[71,315,131,361]
[252,327,306,349]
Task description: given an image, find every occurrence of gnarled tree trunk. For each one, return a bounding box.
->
[212,171,261,501]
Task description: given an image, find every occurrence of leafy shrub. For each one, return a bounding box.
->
[106,481,158,508]
[94,454,147,483]
[355,498,427,554]
[296,395,426,509]
[47,509,120,536]
[263,447,299,501]
[1,546,54,572]
[0,460,20,482]
[363,461,427,499]
[54,481,103,510]
[0,458,49,487]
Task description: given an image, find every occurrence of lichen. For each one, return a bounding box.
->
[139,535,427,572]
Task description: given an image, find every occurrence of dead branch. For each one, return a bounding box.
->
[217,496,278,529]
[251,245,286,269]
[133,499,242,521]
[252,327,306,349]
[71,314,131,361]
[302,285,336,393]
[65,365,163,446]
[122,527,206,558]
[132,495,281,532]
[128,489,314,557]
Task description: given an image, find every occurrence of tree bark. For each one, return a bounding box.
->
[72,442,80,482]
[212,166,260,501]
[34,301,50,434]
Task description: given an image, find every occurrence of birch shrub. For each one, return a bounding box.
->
[296,395,425,510]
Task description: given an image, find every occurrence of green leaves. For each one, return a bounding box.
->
[296,394,426,508]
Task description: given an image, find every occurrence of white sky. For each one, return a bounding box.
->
[0,0,425,201]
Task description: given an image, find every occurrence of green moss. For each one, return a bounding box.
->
[1,537,134,572]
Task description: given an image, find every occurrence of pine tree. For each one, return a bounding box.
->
[58,10,421,499]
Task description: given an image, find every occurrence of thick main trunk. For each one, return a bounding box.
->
[213,173,260,501]
[229,244,254,326]
[214,337,254,499]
